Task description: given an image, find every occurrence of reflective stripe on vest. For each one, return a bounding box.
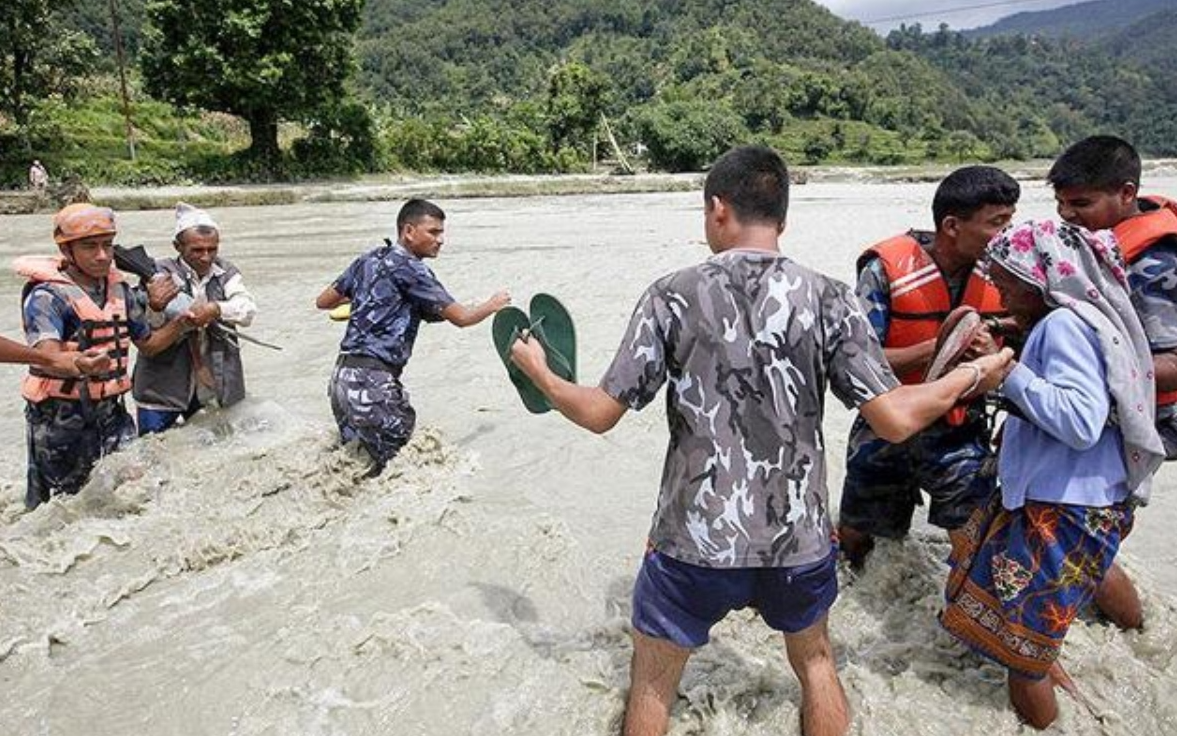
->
[16,255,133,403]
[1114,195,1177,406]
[862,233,1005,385]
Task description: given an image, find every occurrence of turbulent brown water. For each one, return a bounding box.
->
[0,177,1175,735]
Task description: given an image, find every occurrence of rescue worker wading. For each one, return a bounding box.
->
[19,204,188,509]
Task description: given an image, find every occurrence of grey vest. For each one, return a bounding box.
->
[132,257,246,410]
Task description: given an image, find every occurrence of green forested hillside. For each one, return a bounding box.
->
[969,0,1171,40]
[4,0,1177,186]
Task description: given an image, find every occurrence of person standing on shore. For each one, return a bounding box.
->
[837,166,1019,567]
[28,160,48,191]
[507,145,1013,736]
[315,198,510,475]
[18,203,188,508]
[133,202,258,434]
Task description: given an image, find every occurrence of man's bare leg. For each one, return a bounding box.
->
[1094,561,1143,630]
[1008,669,1059,730]
[784,616,850,736]
[623,631,690,736]
[836,524,874,570]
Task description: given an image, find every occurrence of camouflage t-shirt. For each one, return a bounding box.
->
[334,241,455,368]
[601,249,899,569]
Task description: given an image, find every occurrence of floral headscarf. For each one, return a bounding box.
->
[987,220,1164,499]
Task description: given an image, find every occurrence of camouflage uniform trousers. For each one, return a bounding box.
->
[25,396,137,509]
[839,408,996,538]
[328,357,416,473]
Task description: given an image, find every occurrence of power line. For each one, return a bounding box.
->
[860,0,1071,27]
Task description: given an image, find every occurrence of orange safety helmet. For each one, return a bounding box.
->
[52,203,117,245]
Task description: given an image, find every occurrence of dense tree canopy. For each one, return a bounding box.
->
[140,0,365,162]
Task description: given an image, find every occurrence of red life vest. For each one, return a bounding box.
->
[15,255,133,403]
[1114,195,1177,406]
[861,233,1005,385]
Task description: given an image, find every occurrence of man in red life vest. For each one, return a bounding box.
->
[1047,134,1177,630]
[838,166,1019,567]
[19,203,190,509]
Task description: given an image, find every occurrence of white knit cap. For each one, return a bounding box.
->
[174,201,219,238]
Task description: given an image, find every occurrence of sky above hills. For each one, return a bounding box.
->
[814,0,1083,31]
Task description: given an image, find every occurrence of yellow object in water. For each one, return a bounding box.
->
[328,303,352,321]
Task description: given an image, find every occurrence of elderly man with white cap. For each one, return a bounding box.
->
[17,203,190,509]
[132,202,257,434]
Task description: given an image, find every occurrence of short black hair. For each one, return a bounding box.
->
[932,165,1020,229]
[397,199,445,234]
[1047,135,1141,192]
[703,145,790,228]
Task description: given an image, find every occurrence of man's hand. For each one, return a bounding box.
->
[960,347,1015,399]
[146,274,180,311]
[46,348,113,377]
[510,332,548,380]
[963,324,999,360]
[185,302,221,328]
[486,290,511,312]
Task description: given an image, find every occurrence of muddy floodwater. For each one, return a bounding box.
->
[1,176,1176,735]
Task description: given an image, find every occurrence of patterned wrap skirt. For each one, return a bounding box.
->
[939,494,1134,678]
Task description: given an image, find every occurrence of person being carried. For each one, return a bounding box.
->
[315,198,510,475]
[940,220,1163,729]
[18,203,189,509]
[1047,135,1177,630]
[837,165,1020,567]
[508,146,1012,736]
[132,202,258,434]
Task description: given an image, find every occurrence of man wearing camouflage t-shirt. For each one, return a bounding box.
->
[316,199,510,474]
[509,146,1012,736]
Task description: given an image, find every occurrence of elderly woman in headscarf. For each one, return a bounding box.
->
[939,220,1164,729]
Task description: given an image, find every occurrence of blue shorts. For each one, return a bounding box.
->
[632,547,838,648]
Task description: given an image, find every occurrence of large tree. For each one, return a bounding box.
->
[140,0,364,164]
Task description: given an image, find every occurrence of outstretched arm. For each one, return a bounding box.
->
[510,335,627,433]
[0,336,110,376]
[859,348,1013,443]
[442,290,511,328]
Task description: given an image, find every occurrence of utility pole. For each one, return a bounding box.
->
[109,0,136,161]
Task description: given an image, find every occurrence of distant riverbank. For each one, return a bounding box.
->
[4,159,1176,214]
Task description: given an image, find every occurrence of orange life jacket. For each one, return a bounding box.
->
[1113,195,1177,406]
[861,233,1006,385]
[16,255,133,403]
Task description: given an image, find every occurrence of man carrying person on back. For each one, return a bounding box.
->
[133,202,258,434]
[837,166,1020,567]
[1046,134,1177,630]
[315,198,510,475]
[507,145,1013,736]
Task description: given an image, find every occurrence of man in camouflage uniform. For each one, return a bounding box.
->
[509,146,1012,736]
[316,199,510,474]
[837,166,1019,567]
[20,204,187,508]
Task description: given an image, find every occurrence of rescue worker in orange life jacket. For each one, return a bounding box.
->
[1047,134,1177,632]
[837,166,1019,569]
[19,203,189,509]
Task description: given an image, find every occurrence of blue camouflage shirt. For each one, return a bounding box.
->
[333,240,455,368]
[24,280,151,346]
